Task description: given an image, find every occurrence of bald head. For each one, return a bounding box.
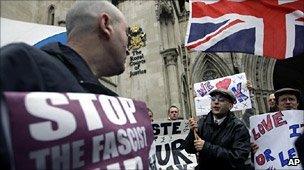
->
[64,1,128,77]
[66,1,123,39]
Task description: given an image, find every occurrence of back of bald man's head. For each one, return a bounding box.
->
[66,0,122,38]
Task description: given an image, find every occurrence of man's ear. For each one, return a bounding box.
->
[98,13,113,40]
[229,103,233,110]
[296,102,299,108]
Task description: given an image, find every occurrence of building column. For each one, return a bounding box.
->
[161,48,181,110]
[156,0,184,116]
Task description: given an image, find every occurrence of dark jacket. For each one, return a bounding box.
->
[0,42,117,96]
[295,133,304,169]
[183,111,250,170]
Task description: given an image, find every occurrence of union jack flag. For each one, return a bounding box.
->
[185,0,304,60]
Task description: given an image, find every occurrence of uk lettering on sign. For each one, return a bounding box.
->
[194,72,252,116]
[2,92,155,170]
[152,120,197,169]
[250,110,304,169]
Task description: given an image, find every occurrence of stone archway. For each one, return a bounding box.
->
[191,53,234,84]
[241,55,276,113]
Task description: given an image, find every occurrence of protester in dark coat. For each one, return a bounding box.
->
[295,133,304,169]
[184,89,250,170]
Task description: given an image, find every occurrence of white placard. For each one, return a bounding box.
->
[250,110,304,169]
[194,72,252,116]
[152,120,197,169]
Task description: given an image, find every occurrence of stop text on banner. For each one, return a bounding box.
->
[2,92,155,170]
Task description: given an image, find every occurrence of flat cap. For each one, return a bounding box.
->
[274,88,301,101]
[209,88,237,104]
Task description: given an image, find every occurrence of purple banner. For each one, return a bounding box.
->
[3,92,154,170]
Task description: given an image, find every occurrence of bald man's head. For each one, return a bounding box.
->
[65,1,129,77]
[66,1,123,38]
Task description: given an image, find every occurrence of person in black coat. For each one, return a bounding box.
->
[295,133,304,169]
[183,89,250,170]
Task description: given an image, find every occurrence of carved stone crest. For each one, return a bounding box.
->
[127,25,146,51]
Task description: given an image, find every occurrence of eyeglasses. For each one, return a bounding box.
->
[170,111,178,113]
[210,96,228,102]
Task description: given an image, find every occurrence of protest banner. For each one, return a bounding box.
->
[1,92,155,170]
[194,72,252,116]
[250,110,304,169]
[152,120,197,169]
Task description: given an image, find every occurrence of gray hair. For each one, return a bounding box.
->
[66,0,121,37]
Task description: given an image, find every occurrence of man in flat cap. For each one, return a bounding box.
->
[274,88,303,168]
[184,88,250,170]
[274,88,300,111]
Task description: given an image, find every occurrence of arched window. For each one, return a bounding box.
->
[202,69,219,81]
[47,5,55,25]
[192,53,233,84]
[58,20,66,27]
[201,61,221,81]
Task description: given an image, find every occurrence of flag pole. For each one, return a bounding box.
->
[183,45,199,141]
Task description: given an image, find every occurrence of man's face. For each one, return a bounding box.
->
[268,94,276,108]
[109,14,129,75]
[168,107,179,120]
[211,94,233,118]
[277,94,299,111]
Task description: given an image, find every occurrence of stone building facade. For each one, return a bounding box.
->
[1,0,290,120]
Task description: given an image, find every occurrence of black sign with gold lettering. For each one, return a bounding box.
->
[129,50,146,77]
[127,25,147,77]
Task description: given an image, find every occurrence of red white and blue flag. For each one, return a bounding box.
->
[185,0,304,60]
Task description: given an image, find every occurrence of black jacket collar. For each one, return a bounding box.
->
[41,42,99,84]
[205,111,235,127]
[41,42,118,96]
